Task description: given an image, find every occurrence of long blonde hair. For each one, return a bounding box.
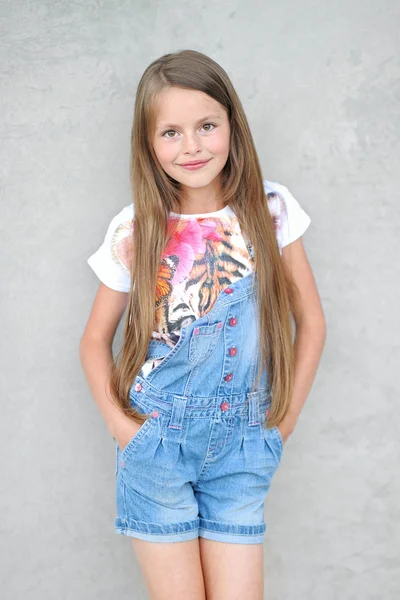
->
[109,49,299,429]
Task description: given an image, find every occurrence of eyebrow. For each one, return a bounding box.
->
[157,115,222,130]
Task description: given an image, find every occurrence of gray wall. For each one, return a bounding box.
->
[2,1,399,598]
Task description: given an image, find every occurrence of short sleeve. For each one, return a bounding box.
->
[87,204,134,292]
[263,179,311,253]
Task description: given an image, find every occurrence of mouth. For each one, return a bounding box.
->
[178,159,211,170]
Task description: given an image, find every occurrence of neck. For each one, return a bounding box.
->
[174,180,224,214]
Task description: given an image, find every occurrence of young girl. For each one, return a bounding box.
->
[80,49,326,600]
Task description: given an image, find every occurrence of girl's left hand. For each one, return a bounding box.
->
[277,416,297,445]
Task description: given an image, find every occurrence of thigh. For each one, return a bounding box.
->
[199,537,264,600]
[131,537,206,600]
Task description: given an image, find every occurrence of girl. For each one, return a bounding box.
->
[80,49,326,600]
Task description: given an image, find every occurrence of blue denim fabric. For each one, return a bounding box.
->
[114,272,284,544]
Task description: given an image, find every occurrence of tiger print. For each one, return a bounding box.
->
[153,214,254,342]
[109,191,286,357]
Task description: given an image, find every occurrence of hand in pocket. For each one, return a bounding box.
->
[114,416,145,452]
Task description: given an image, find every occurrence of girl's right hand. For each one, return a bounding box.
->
[113,416,144,452]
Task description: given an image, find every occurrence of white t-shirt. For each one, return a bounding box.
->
[88,179,311,293]
[87,179,311,375]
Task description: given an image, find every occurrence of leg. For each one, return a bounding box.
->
[131,537,207,600]
[199,538,264,600]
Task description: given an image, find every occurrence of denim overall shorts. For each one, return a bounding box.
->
[114,272,284,544]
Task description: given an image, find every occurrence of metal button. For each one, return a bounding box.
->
[220,401,229,411]
[224,373,233,382]
[134,382,142,392]
[229,317,238,326]
[229,347,237,356]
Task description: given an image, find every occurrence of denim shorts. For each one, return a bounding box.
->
[114,382,284,544]
[114,272,284,544]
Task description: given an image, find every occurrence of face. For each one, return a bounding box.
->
[151,87,230,200]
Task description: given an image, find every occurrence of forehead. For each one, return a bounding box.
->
[154,87,225,125]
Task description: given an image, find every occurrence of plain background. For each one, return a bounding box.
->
[1,1,399,598]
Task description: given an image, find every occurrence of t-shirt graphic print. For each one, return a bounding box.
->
[87,179,311,377]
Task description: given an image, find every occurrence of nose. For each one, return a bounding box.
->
[182,132,202,155]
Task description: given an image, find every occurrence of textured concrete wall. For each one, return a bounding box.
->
[1,1,399,598]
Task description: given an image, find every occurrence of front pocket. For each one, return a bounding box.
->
[188,321,222,363]
[119,416,154,460]
[263,425,284,463]
[271,425,284,452]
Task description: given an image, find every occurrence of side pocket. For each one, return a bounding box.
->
[271,425,284,454]
[263,425,284,464]
[119,416,154,461]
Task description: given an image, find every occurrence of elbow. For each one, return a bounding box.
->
[79,330,113,359]
[295,311,327,344]
[79,334,87,364]
[320,318,327,350]
[317,312,327,340]
[79,332,94,363]
[316,314,327,354]
[313,312,327,345]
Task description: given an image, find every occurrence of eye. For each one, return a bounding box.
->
[162,130,178,139]
[161,123,216,138]
[201,123,216,132]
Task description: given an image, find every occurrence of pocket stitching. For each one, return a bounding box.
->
[188,323,222,363]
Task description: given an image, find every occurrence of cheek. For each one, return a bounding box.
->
[209,131,230,157]
[153,143,175,167]
[154,148,168,165]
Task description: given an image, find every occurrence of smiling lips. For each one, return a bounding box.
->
[179,159,211,170]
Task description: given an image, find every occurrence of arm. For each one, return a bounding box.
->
[278,238,327,441]
[79,283,140,448]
